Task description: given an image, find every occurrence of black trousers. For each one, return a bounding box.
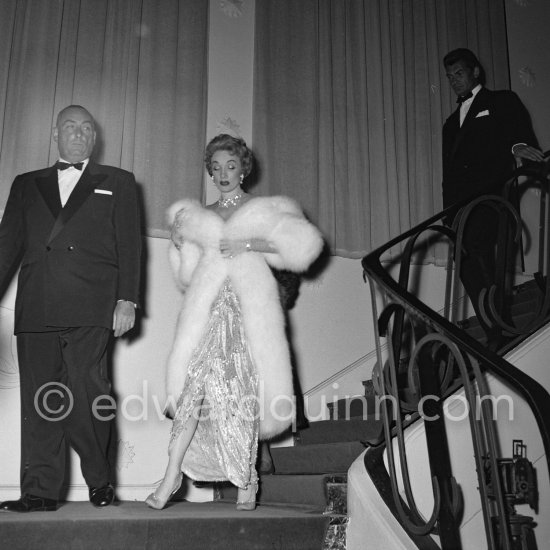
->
[459,203,505,343]
[17,327,112,500]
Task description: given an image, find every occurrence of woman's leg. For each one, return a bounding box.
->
[236,438,259,509]
[236,479,257,502]
[236,467,258,510]
[149,400,202,503]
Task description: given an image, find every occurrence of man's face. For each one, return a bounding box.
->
[53,107,96,163]
[445,61,480,97]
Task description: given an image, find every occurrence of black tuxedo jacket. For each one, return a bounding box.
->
[442,87,538,208]
[0,161,141,333]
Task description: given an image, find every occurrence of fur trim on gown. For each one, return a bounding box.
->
[166,196,324,439]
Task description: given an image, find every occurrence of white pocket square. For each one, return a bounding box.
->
[94,189,112,195]
[476,110,489,118]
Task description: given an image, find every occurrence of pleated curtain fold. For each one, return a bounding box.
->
[252,0,509,260]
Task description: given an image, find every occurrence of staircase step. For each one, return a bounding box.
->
[271,441,366,475]
[511,309,545,330]
[512,281,542,298]
[462,322,486,341]
[296,418,383,446]
[326,394,377,419]
[510,297,542,317]
[0,501,329,550]
[219,473,335,508]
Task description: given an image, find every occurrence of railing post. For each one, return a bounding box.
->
[417,352,462,548]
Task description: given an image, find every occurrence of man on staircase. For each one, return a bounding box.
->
[441,48,543,348]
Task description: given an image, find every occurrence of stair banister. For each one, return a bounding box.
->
[361,155,550,549]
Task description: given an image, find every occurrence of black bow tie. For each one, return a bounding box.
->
[456,92,473,104]
[55,161,84,171]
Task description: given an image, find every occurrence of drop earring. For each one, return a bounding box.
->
[240,174,244,183]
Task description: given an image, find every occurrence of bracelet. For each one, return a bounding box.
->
[245,241,251,252]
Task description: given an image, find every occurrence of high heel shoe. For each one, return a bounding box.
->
[145,472,184,510]
[236,480,258,511]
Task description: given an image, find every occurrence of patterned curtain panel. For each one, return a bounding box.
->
[0,0,208,236]
[252,0,509,259]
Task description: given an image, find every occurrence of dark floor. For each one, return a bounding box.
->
[0,500,329,550]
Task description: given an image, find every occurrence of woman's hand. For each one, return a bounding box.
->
[219,239,250,258]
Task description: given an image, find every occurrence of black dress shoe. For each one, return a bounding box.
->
[0,494,58,512]
[89,483,115,507]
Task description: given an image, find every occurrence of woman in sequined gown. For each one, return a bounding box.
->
[145,134,324,510]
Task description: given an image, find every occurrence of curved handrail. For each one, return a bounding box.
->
[363,194,550,472]
[361,156,550,548]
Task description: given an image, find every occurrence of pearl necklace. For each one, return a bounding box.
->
[218,192,244,208]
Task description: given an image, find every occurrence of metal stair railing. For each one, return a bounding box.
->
[361,155,550,549]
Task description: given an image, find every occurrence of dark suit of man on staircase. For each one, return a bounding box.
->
[442,48,543,348]
[0,105,142,512]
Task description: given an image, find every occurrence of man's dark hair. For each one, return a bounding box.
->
[443,48,486,85]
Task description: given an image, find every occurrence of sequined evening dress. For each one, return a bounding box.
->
[170,281,259,490]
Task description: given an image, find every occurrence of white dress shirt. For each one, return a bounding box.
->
[459,84,482,127]
[57,158,89,206]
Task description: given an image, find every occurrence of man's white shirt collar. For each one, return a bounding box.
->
[57,158,90,206]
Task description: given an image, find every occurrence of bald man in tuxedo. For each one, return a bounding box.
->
[0,105,141,512]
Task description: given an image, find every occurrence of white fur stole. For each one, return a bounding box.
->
[165,197,323,439]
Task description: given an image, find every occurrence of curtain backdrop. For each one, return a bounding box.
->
[253,0,509,260]
[0,0,208,235]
